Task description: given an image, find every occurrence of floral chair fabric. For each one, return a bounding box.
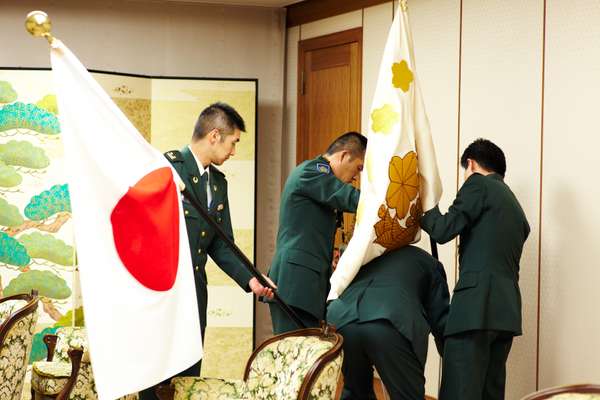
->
[173,331,343,400]
[0,295,39,400]
[30,326,138,400]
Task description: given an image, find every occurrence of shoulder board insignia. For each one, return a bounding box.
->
[165,150,183,162]
[316,163,331,174]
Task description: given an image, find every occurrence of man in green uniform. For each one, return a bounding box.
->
[267,132,367,334]
[327,246,449,400]
[140,103,273,400]
[421,138,530,400]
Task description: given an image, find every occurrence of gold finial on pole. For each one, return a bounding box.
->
[400,0,408,12]
[25,11,55,45]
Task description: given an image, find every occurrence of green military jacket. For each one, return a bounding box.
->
[165,147,252,330]
[421,173,530,337]
[268,155,360,320]
[327,246,449,367]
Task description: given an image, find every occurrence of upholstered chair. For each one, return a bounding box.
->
[522,384,600,400]
[0,291,40,400]
[30,326,138,400]
[165,324,344,400]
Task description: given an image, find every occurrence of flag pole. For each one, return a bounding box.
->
[181,187,307,330]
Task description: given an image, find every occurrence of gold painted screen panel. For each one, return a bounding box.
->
[0,68,256,379]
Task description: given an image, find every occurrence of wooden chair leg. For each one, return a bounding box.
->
[55,348,83,400]
[156,384,174,400]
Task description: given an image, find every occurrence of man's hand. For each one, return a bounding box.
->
[249,275,277,300]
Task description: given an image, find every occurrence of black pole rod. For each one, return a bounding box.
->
[430,236,439,260]
[181,187,306,330]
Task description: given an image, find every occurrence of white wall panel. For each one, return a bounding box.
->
[460,0,544,398]
[362,3,394,135]
[539,0,600,389]
[300,10,362,40]
[410,0,461,395]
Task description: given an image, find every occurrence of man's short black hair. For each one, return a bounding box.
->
[460,138,506,177]
[192,102,246,141]
[325,131,368,158]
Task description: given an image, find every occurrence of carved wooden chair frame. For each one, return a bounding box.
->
[157,323,344,400]
[0,291,40,400]
[522,384,600,400]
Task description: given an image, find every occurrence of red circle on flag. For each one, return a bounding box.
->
[111,167,180,291]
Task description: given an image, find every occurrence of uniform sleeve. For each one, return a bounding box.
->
[420,174,486,244]
[424,260,450,356]
[208,186,253,292]
[297,167,360,212]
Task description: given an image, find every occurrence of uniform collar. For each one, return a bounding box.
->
[487,173,504,181]
[317,154,330,164]
[186,145,210,177]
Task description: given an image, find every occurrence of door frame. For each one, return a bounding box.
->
[297,27,363,163]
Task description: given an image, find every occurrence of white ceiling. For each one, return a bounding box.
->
[164,0,301,7]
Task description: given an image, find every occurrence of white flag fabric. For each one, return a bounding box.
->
[51,40,202,399]
[328,5,442,300]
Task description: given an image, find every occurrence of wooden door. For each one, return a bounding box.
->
[297,27,362,162]
[297,28,363,260]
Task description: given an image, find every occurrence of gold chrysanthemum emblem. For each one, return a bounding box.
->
[386,152,419,218]
[373,151,422,250]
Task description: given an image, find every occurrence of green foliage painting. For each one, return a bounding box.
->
[0,101,60,135]
[0,81,17,104]
[0,159,22,187]
[19,232,74,266]
[0,140,50,169]
[0,72,79,367]
[0,232,30,268]
[0,197,24,227]
[25,184,71,221]
[4,270,72,299]
[36,94,59,115]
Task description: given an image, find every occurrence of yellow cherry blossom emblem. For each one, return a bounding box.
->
[385,152,419,218]
[392,60,414,92]
[371,104,400,135]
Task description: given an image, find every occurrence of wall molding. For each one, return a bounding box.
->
[286,0,390,27]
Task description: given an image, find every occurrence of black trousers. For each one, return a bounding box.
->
[269,302,320,334]
[339,319,425,400]
[138,326,205,400]
[440,330,513,400]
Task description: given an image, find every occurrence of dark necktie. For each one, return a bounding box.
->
[199,171,208,207]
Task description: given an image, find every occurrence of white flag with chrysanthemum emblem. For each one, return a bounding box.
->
[328,3,442,300]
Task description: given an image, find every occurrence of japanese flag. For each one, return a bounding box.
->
[51,40,202,399]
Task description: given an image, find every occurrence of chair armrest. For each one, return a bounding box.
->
[43,334,59,361]
[56,347,84,400]
[156,383,174,400]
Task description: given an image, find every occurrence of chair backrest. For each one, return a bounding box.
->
[0,291,39,400]
[243,326,344,400]
[521,384,600,400]
[55,326,88,363]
